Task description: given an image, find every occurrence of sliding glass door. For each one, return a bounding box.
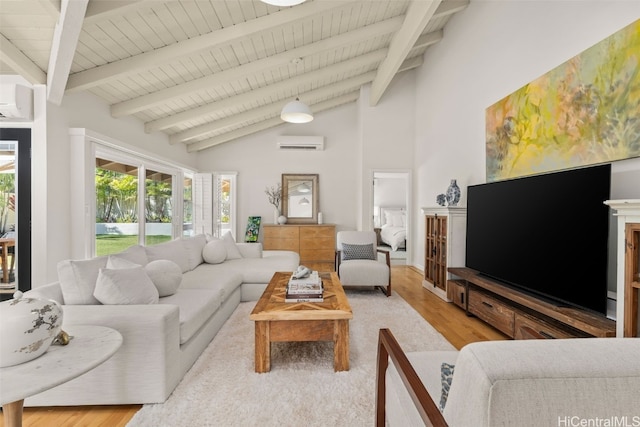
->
[0,128,31,298]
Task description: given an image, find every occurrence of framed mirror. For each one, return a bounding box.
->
[281,174,319,224]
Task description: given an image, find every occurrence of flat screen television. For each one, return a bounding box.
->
[465,163,611,315]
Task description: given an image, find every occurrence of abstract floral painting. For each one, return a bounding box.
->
[486,18,640,182]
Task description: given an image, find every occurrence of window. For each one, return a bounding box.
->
[193,172,237,239]
[216,174,234,237]
[183,174,193,237]
[94,147,190,257]
[76,131,235,258]
[95,159,140,256]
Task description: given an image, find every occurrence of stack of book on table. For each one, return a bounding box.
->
[285,271,323,302]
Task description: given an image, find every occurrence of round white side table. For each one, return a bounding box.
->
[0,325,123,427]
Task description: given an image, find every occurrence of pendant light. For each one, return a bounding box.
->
[260,0,307,6]
[298,182,311,193]
[281,97,313,123]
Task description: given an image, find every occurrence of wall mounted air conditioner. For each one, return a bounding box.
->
[277,136,324,151]
[0,84,33,121]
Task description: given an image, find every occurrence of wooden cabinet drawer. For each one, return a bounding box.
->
[447,280,466,309]
[514,313,585,339]
[300,248,335,261]
[263,225,299,251]
[300,226,335,239]
[468,291,515,337]
[265,239,298,251]
[300,236,334,250]
[264,226,299,240]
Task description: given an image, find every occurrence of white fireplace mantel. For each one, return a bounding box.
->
[604,199,640,337]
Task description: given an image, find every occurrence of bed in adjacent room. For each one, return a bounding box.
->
[379,207,406,251]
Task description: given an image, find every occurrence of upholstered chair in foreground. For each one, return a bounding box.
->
[336,231,391,296]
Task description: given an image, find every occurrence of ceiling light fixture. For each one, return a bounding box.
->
[299,197,310,205]
[260,0,307,7]
[281,98,313,124]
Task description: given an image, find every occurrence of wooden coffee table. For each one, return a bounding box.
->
[249,271,353,373]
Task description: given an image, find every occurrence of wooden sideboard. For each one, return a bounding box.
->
[263,224,336,272]
[448,267,616,338]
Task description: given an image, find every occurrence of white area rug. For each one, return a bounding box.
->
[127,291,455,427]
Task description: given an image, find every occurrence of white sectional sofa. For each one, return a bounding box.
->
[378,329,640,426]
[23,233,299,406]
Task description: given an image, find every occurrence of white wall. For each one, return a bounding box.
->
[60,92,196,165]
[359,71,416,231]
[194,70,417,241]
[36,92,198,285]
[374,176,407,210]
[195,102,360,237]
[413,0,640,270]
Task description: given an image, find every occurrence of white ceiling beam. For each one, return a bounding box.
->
[84,0,147,25]
[413,30,443,50]
[37,0,61,16]
[114,16,403,118]
[369,0,442,106]
[66,0,346,92]
[397,55,423,73]
[145,48,388,133]
[433,0,469,17]
[186,117,284,153]
[46,0,88,104]
[0,34,47,84]
[172,104,282,144]
[170,71,377,144]
[186,92,360,153]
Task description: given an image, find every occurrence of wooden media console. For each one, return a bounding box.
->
[447,267,616,338]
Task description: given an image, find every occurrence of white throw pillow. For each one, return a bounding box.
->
[181,234,207,270]
[145,260,182,296]
[145,239,190,273]
[107,256,140,269]
[390,213,404,227]
[109,245,149,266]
[222,231,242,260]
[384,211,394,226]
[57,257,108,305]
[93,266,159,305]
[202,239,227,264]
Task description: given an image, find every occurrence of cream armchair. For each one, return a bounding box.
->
[336,231,391,296]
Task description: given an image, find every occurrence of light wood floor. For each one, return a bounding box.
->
[13,266,506,427]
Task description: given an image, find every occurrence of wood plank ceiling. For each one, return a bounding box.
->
[0,0,468,152]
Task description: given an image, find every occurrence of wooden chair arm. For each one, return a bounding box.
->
[376,328,448,427]
[375,249,391,296]
[376,248,391,268]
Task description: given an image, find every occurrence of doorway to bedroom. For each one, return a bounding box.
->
[372,171,409,266]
